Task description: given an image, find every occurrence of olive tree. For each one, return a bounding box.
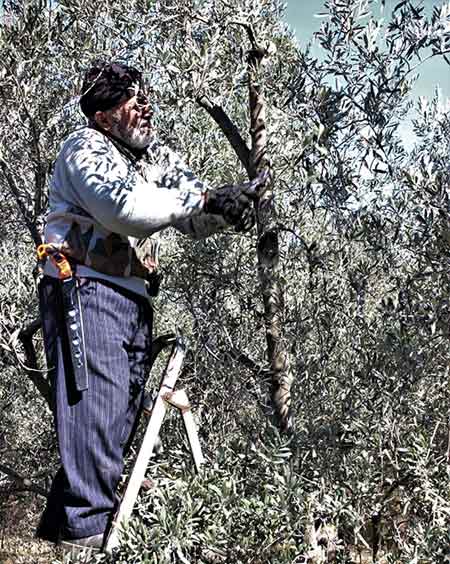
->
[1,0,450,562]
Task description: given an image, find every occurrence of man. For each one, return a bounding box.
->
[37,61,266,555]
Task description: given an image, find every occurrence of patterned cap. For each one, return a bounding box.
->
[80,61,142,117]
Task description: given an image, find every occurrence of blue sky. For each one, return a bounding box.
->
[283,0,450,101]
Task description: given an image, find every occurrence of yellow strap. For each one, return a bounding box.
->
[36,244,73,280]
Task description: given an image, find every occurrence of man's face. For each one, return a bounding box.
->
[96,87,153,149]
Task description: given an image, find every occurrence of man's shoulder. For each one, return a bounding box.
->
[59,126,110,156]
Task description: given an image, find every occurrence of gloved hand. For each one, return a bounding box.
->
[204,169,269,231]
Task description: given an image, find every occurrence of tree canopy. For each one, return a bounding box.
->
[1,0,450,562]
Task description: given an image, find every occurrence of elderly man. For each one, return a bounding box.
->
[37,61,266,554]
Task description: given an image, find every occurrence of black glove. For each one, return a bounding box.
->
[204,170,269,231]
[234,205,255,232]
[145,270,163,297]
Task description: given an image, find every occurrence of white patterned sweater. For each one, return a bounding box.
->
[44,126,227,298]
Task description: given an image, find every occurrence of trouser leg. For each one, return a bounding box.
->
[36,277,152,541]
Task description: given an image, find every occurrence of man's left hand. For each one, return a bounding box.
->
[204,169,270,230]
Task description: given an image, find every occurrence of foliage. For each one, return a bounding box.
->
[1,0,450,562]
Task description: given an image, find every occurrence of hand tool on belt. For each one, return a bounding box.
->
[37,244,89,391]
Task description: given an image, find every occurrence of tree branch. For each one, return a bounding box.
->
[229,20,258,50]
[196,94,251,175]
[17,318,52,408]
[246,26,293,433]
[228,347,268,377]
[0,155,43,246]
[0,463,48,497]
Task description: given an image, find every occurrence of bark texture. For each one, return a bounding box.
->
[247,37,293,433]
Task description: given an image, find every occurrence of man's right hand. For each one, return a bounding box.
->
[204,169,269,231]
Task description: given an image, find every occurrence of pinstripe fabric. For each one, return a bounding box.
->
[36,276,152,541]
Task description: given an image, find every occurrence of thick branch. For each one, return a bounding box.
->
[18,318,52,408]
[228,347,267,376]
[196,24,294,432]
[249,81,269,180]
[229,20,259,51]
[196,94,251,175]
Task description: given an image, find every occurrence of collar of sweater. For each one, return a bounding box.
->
[91,123,148,163]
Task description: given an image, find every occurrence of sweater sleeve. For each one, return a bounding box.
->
[161,147,230,239]
[55,130,207,239]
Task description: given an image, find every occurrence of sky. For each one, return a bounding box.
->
[283,0,450,102]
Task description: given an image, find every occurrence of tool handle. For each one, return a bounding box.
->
[36,244,73,279]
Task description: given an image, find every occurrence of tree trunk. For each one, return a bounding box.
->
[247,40,293,433]
[197,27,294,432]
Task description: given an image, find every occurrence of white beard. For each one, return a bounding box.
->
[111,121,153,150]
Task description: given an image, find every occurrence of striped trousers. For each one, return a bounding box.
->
[36,276,152,541]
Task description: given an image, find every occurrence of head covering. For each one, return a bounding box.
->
[79,61,143,117]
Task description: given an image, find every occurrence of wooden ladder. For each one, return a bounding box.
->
[105,332,204,554]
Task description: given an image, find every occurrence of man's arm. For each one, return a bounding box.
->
[54,129,266,240]
[151,145,228,239]
[173,213,229,239]
[160,147,264,238]
[57,130,207,239]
